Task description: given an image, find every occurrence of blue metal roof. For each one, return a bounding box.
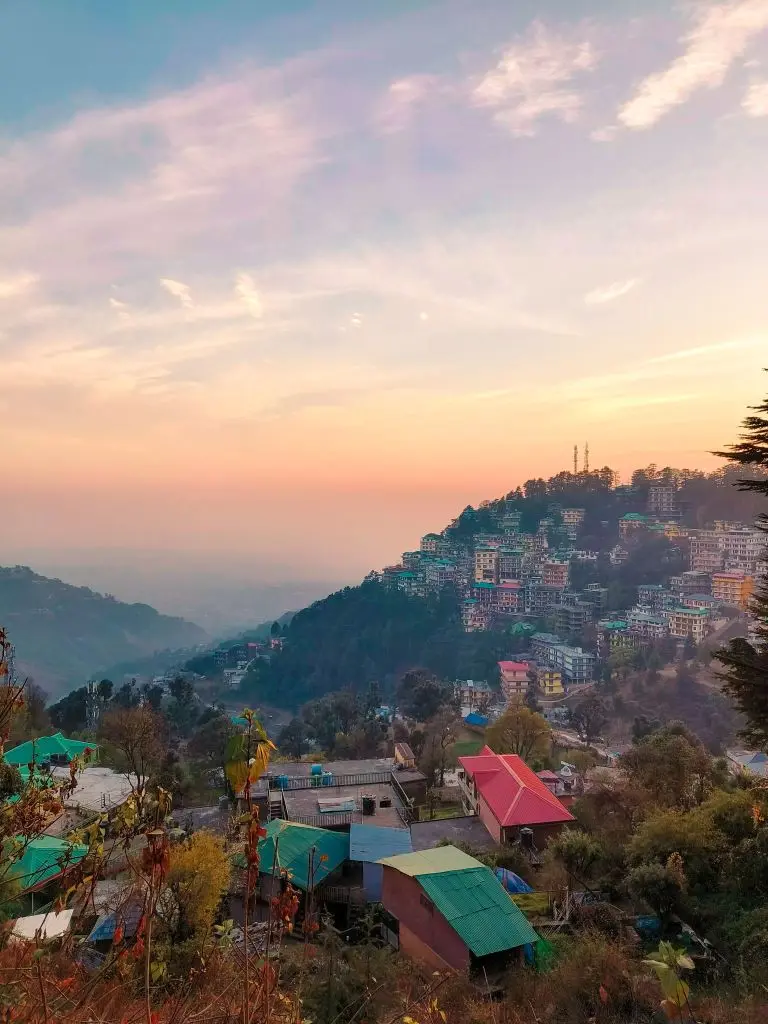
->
[349,823,412,863]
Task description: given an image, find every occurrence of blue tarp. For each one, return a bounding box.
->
[464,713,489,728]
[495,868,533,894]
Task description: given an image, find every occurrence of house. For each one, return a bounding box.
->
[542,560,569,589]
[378,845,539,974]
[254,820,349,901]
[11,835,88,895]
[4,733,97,768]
[455,679,494,711]
[619,513,649,537]
[648,485,678,517]
[474,547,499,584]
[457,746,574,846]
[533,666,563,699]
[498,661,530,703]
[462,599,490,632]
[394,743,416,769]
[626,609,668,640]
[349,823,412,902]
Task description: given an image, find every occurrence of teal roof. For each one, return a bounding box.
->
[256,820,348,891]
[4,733,96,767]
[380,846,538,957]
[11,836,88,890]
[349,824,412,863]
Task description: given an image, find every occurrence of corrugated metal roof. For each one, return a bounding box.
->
[417,867,539,957]
[4,733,96,766]
[13,836,88,889]
[257,819,348,891]
[349,824,412,863]
[377,845,480,876]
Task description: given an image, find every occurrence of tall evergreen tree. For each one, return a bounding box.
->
[714,382,768,747]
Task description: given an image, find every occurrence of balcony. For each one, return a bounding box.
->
[456,772,477,813]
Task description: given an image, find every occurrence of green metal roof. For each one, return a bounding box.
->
[4,733,96,767]
[256,820,349,891]
[11,836,88,891]
[377,845,480,876]
[417,867,539,957]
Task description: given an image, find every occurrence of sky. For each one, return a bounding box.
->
[2,0,768,614]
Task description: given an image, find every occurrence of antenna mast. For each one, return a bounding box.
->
[584,442,590,473]
[573,445,578,475]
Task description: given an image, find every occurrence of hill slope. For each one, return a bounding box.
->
[0,565,207,693]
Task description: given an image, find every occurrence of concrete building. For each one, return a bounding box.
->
[474,547,499,584]
[712,571,755,610]
[495,582,522,614]
[542,560,569,589]
[668,607,708,644]
[637,584,673,612]
[681,593,718,614]
[462,600,490,632]
[671,571,712,595]
[534,666,564,698]
[648,485,678,517]
[562,508,585,527]
[498,661,530,702]
[420,533,441,554]
[551,601,592,636]
[619,513,649,537]
[498,548,524,581]
[626,609,668,640]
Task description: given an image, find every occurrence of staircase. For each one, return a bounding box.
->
[267,793,284,821]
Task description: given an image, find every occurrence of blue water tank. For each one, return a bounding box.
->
[310,764,323,776]
[276,775,289,790]
[321,772,333,787]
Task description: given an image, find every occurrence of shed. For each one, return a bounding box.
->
[4,733,96,767]
[349,823,412,902]
[11,910,73,943]
[11,836,88,892]
[255,819,349,892]
[378,845,538,973]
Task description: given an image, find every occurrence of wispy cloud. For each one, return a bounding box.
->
[234,273,263,318]
[0,273,39,300]
[618,0,768,130]
[160,278,194,309]
[584,278,641,305]
[743,77,768,113]
[473,21,598,136]
[646,335,768,363]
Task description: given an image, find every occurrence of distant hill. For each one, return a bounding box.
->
[0,566,207,694]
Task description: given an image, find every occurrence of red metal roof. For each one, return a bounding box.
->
[498,661,529,673]
[459,746,574,828]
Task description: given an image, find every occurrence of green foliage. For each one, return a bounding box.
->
[485,705,551,762]
[548,829,603,880]
[0,565,204,692]
[620,723,721,809]
[628,862,684,922]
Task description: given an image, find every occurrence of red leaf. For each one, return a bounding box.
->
[599,985,609,1004]
[113,923,124,945]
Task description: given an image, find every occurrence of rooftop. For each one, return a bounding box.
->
[459,746,574,828]
[349,823,412,862]
[4,733,97,767]
[377,844,480,876]
[498,661,529,673]
[281,781,408,830]
[409,815,499,852]
[255,820,349,890]
[267,757,425,786]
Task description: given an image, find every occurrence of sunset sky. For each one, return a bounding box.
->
[2,0,768,600]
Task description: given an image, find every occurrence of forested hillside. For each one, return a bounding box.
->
[0,566,206,692]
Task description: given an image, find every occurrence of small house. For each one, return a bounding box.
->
[378,845,538,974]
[349,823,412,902]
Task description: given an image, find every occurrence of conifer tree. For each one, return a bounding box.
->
[714,381,768,747]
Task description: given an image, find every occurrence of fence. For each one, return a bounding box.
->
[268,772,392,791]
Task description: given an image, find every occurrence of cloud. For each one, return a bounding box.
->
[0,273,38,299]
[743,77,768,113]
[646,335,767,363]
[584,278,641,305]
[376,75,442,133]
[234,273,263,318]
[618,0,768,130]
[160,278,194,309]
[473,21,598,136]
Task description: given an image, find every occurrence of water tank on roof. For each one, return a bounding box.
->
[276,775,289,790]
[321,772,333,787]
[361,795,376,816]
[520,827,534,848]
[310,763,323,776]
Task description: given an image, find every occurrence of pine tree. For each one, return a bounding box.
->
[714,380,768,748]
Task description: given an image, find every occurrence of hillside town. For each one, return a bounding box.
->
[368,482,762,698]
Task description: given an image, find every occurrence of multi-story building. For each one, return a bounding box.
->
[424,559,457,592]
[542,560,569,589]
[455,679,495,710]
[671,571,712,595]
[562,508,585,527]
[681,593,718,614]
[498,660,531,702]
[498,548,524,582]
[420,533,441,554]
[495,582,522,614]
[552,602,592,636]
[596,620,638,658]
[535,666,564,698]
[668,606,708,644]
[712,571,755,610]
[584,583,609,612]
[474,547,499,584]
[691,527,764,574]
[637,584,674,612]
[394,571,422,597]
[690,534,724,573]
[529,634,594,683]
[462,600,490,632]
[619,513,649,537]
[531,632,563,663]
[648,485,678,517]
[472,581,497,606]
[524,582,563,615]
[627,609,669,640]
[402,550,423,570]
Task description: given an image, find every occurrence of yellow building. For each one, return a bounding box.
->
[474,547,499,584]
[536,667,564,698]
[712,571,754,610]
[668,607,708,644]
